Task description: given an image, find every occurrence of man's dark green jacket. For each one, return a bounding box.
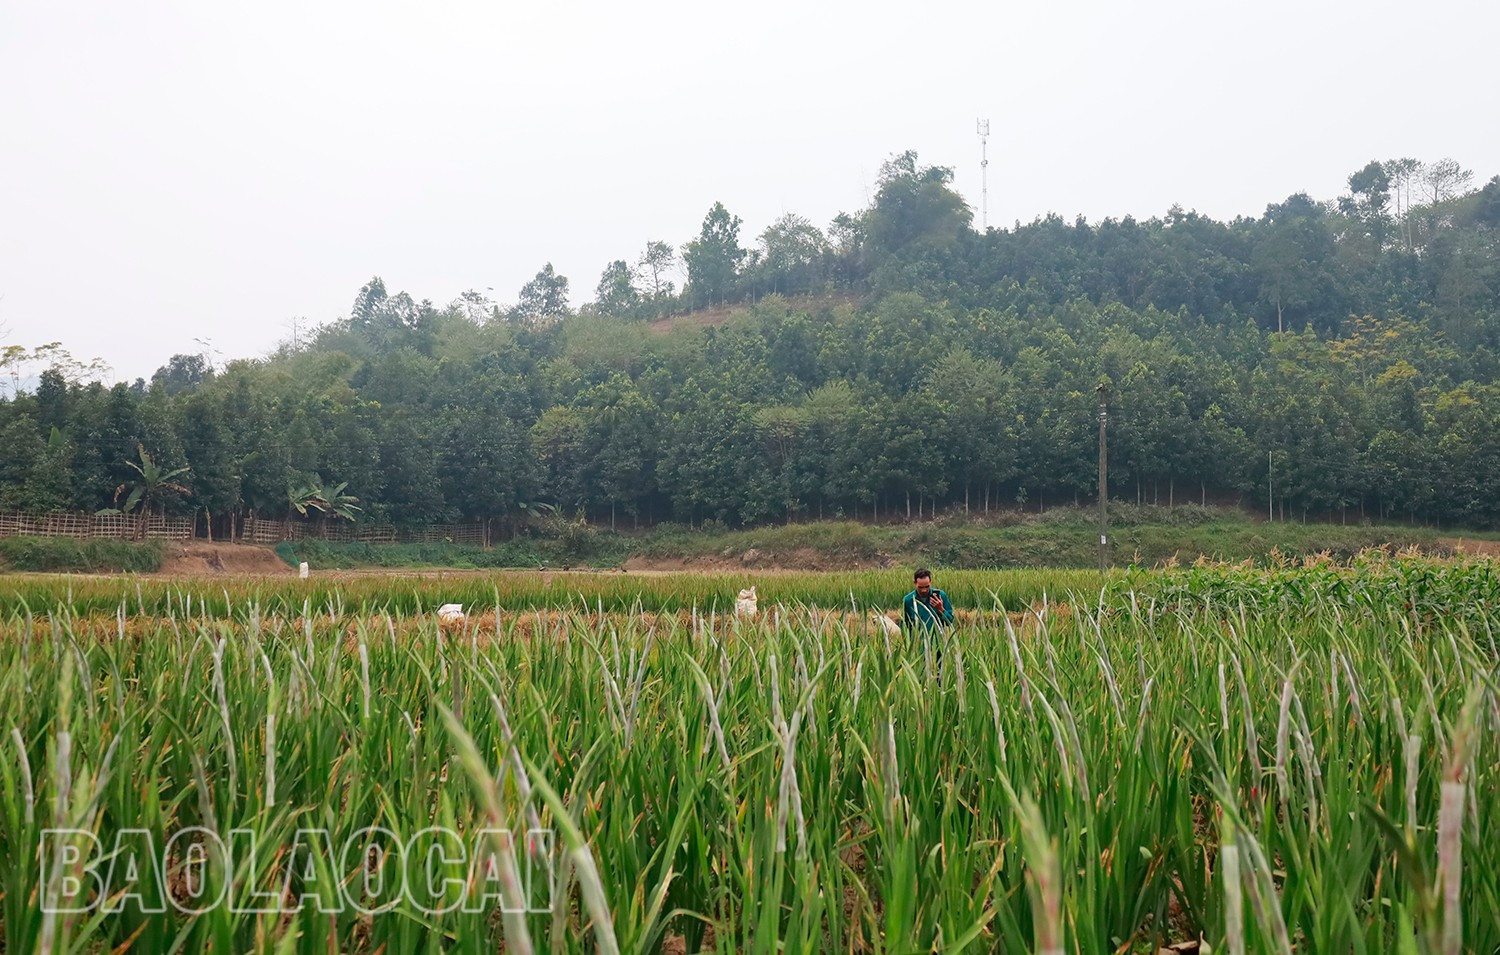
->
[902,589,954,631]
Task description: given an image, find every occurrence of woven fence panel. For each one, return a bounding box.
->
[240,517,481,546]
[0,511,193,541]
[1,512,484,547]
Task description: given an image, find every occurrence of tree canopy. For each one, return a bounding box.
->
[3,152,1499,533]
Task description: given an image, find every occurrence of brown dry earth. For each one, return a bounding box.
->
[1442,536,1500,556]
[160,541,290,575]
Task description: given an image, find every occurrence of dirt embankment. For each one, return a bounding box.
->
[1442,537,1500,556]
[159,542,291,576]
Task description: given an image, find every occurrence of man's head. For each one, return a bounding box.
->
[914,568,932,596]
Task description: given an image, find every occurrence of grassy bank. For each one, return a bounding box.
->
[289,505,1481,571]
[0,535,164,573]
[643,504,1470,567]
[275,530,630,571]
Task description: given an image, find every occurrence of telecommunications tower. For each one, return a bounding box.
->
[976,118,990,230]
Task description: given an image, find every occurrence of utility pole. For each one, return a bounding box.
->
[1097,383,1109,572]
[1267,450,1273,522]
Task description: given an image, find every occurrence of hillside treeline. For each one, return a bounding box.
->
[2,153,1498,533]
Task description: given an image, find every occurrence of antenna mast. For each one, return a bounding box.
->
[976,118,990,230]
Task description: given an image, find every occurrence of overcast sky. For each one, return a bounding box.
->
[2,0,1496,383]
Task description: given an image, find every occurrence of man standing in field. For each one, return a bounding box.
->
[903,568,953,632]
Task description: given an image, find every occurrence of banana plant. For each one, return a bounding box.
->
[107,443,191,539]
[285,480,362,538]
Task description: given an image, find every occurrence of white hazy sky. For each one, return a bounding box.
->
[2,0,1496,382]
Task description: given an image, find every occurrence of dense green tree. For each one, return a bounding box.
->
[592,260,641,317]
[865,151,972,260]
[370,292,441,353]
[1366,429,1432,521]
[576,377,658,527]
[1339,160,1392,248]
[437,407,541,527]
[683,202,745,308]
[657,380,774,524]
[110,444,192,538]
[216,367,288,524]
[1253,196,1339,333]
[3,150,1500,532]
[531,405,590,512]
[758,213,830,295]
[863,151,974,300]
[151,353,214,396]
[178,391,239,533]
[61,383,140,513]
[919,347,1017,511]
[1472,176,1500,228]
[0,415,70,512]
[351,276,389,325]
[35,369,69,433]
[827,212,866,289]
[515,263,570,324]
[373,415,448,526]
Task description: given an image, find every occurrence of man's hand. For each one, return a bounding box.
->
[929,593,944,611]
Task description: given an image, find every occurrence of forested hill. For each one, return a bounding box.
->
[4,153,1500,534]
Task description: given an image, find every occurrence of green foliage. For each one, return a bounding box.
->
[149,353,214,396]
[683,201,745,307]
[591,259,640,318]
[275,523,628,572]
[0,535,163,572]
[4,153,1500,535]
[636,239,677,301]
[1132,550,1500,624]
[1,565,1497,951]
[120,443,190,510]
[515,262,570,323]
[864,150,972,266]
[758,213,831,295]
[276,539,557,570]
[0,566,1090,618]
